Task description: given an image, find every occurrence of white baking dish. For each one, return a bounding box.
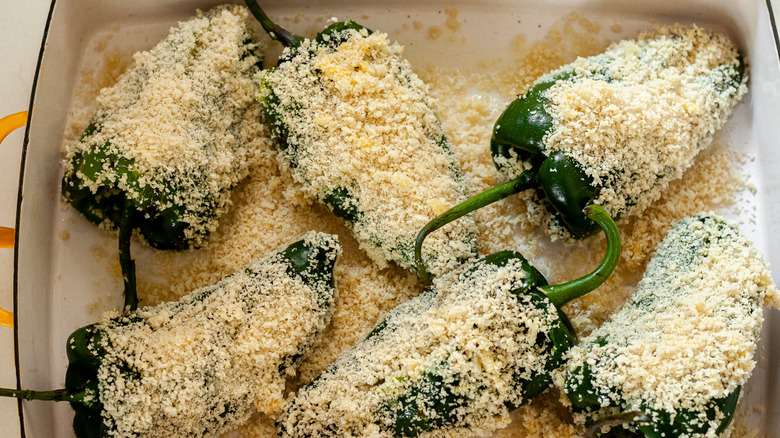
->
[10,0,780,436]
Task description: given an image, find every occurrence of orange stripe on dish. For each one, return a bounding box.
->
[0,111,26,328]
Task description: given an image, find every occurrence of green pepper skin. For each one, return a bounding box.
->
[315,21,370,45]
[63,323,108,435]
[490,73,571,163]
[389,368,467,437]
[66,325,102,369]
[281,236,340,279]
[538,152,597,238]
[633,390,739,438]
[565,377,740,438]
[61,144,210,250]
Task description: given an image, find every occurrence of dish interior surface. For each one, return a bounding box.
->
[14,0,780,436]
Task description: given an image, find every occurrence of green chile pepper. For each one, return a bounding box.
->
[490,73,573,163]
[0,235,340,438]
[415,32,746,283]
[538,151,598,237]
[61,7,263,251]
[62,6,264,314]
[563,213,774,438]
[247,0,477,276]
[277,205,620,438]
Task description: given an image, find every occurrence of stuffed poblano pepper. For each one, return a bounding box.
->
[277,205,620,438]
[62,5,264,251]
[415,25,746,271]
[0,232,340,438]
[245,0,478,278]
[561,213,778,438]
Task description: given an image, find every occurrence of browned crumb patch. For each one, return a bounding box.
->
[444,8,462,32]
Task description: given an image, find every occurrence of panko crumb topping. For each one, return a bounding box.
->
[260,27,477,276]
[63,11,770,438]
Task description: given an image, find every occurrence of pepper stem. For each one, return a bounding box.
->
[587,411,651,437]
[541,205,620,308]
[244,0,304,48]
[414,170,538,285]
[0,387,86,403]
[119,200,138,314]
